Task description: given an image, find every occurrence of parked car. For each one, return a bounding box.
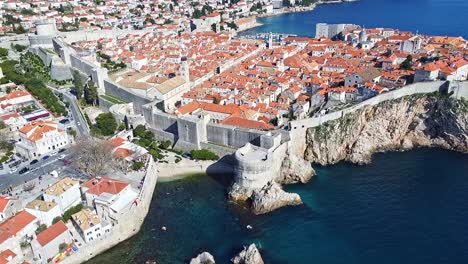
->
[19,167,29,175]
[42,155,50,160]
[58,149,66,153]
[10,168,17,173]
[30,159,39,165]
[58,154,66,160]
[59,118,70,124]
[50,151,58,156]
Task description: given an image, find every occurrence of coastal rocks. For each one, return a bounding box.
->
[231,244,264,264]
[304,95,468,165]
[251,182,302,215]
[277,150,315,184]
[189,252,216,264]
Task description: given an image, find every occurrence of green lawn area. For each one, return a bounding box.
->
[100,94,127,104]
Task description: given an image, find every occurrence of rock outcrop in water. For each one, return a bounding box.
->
[228,143,314,214]
[305,95,468,165]
[189,252,216,264]
[251,182,302,214]
[231,244,264,264]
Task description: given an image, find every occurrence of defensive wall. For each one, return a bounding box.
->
[29,46,72,81]
[58,29,154,44]
[288,80,468,156]
[70,54,108,93]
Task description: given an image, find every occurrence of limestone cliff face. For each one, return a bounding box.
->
[277,150,316,184]
[305,95,468,165]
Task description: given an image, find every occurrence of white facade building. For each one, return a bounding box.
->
[71,209,111,243]
[43,177,81,214]
[31,221,71,264]
[15,120,71,159]
[25,200,61,227]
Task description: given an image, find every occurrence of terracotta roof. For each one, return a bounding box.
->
[0,90,30,101]
[71,209,100,231]
[81,177,129,196]
[0,211,37,243]
[0,197,14,213]
[19,121,63,142]
[221,116,274,130]
[26,200,57,212]
[44,177,80,197]
[36,221,68,247]
[0,249,16,264]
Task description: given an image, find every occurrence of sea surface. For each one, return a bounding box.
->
[88,148,468,264]
[240,0,468,38]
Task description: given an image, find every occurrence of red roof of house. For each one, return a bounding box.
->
[221,116,274,130]
[0,249,16,264]
[81,177,129,196]
[0,197,14,213]
[36,221,68,247]
[0,211,37,243]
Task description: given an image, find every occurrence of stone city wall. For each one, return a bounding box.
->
[288,80,468,156]
[206,123,265,148]
[104,80,151,114]
[70,54,108,93]
[58,29,154,44]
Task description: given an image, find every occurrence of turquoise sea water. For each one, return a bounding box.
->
[88,148,468,264]
[241,0,468,38]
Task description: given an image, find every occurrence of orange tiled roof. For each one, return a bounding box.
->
[0,211,37,243]
[19,121,62,142]
[81,177,129,196]
[0,249,16,264]
[36,221,68,247]
[221,116,274,130]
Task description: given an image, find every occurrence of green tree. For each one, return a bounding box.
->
[400,55,413,70]
[95,113,118,136]
[84,79,98,105]
[0,48,8,57]
[190,149,219,160]
[72,70,84,99]
[133,124,147,138]
[52,216,63,224]
[211,23,217,32]
[36,224,47,234]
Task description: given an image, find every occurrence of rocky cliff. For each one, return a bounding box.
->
[304,95,468,165]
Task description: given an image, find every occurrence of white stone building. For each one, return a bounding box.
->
[43,177,81,214]
[81,177,138,224]
[25,200,61,227]
[31,221,71,264]
[0,197,21,223]
[71,208,111,243]
[15,120,71,159]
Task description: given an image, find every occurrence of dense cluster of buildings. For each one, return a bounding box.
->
[0,86,73,161]
[0,0,278,34]
[71,25,468,131]
[0,174,140,263]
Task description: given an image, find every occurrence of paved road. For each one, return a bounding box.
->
[0,151,85,192]
[48,85,90,137]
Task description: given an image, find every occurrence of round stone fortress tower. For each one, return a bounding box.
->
[233,143,274,191]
